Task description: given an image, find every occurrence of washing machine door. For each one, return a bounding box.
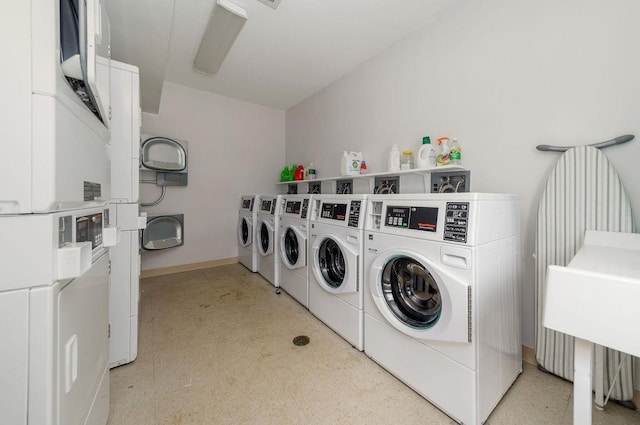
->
[312,235,358,294]
[369,249,470,343]
[280,224,307,270]
[257,219,274,256]
[237,215,252,247]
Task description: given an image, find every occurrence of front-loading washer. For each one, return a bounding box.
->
[308,194,367,350]
[255,195,281,286]
[238,195,258,272]
[277,194,311,307]
[363,193,521,425]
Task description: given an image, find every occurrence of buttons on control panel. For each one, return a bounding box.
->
[348,201,362,227]
[444,202,469,243]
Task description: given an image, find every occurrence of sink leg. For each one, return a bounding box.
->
[574,338,593,425]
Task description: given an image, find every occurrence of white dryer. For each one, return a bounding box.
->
[277,195,311,307]
[308,195,367,350]
[238,195,258,272]
[363,193,521,425]
[255,195,281,286]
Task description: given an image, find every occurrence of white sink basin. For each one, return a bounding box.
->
[544,230,640,357]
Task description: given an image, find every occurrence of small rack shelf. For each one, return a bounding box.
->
[277,165,468,194]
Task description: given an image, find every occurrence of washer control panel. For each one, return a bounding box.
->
[321,202,347,221]
[444,202,469,243]
[301,199,309,219]
[285,201,301,215]
[348,201,362,227]
[385,205,438,232]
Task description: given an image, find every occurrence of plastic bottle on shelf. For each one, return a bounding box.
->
[294,165,305,181]
[360,160,368,174]
[280,166,289,182]
[289,164,298,181]
[450,138,462,165]
[307,163,317,180]
[416,136,438,168]
[400,150,414,170]
[436,137,451,166]
[388,144,401,172]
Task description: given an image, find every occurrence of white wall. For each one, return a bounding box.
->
[141,82,285,271]
[286,0,640,349]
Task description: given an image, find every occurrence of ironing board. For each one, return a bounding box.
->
[535,145,635,403]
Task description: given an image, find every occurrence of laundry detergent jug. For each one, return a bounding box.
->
[416,136,438,168]
[341,151,363,176]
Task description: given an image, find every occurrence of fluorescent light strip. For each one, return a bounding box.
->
[194,0,247,75]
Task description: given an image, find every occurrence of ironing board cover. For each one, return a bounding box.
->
[535,145,634,400]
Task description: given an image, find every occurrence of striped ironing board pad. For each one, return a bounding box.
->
[535,145,635,401]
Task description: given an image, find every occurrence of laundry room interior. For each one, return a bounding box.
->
[2,0,640,425]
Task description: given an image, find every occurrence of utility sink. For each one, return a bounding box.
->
[543,230,640,425]
[544,230,640,357]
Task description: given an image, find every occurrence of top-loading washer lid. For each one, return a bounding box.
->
[141,137,187,172]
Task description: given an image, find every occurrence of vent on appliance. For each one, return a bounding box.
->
[336,179,353,194]
[257,0,282,9]
[374,176,399,194]
[308,182,321,194]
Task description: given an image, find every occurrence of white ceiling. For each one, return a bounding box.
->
[106,0,461,113]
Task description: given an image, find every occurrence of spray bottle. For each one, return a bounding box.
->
[436,137,451,166]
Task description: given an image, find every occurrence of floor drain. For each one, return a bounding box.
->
[292,335,310,346]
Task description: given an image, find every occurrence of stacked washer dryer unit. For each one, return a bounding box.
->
[108,60,148,369]
[255,195,282,286]
[277,194,312,306]
[0,1,114,424]
[238,195,258,272]
[308,195,368,351]
[363,193,521,425]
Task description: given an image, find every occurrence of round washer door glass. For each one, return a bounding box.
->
[381,256,442,328]
[241,219,249,244]
[284,228,299,265]
[260,222,270,253]
[318,238,345,288]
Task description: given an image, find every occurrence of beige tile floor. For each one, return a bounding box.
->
[107,264,640,425]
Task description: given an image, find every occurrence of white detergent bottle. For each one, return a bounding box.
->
[416,136,438,168]
[387,143,401,172]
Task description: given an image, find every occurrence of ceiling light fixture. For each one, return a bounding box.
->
[194,0,247,75]
[257,0,282,9]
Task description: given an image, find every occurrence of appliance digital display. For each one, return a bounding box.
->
[286,201,302,215]
[386,205,438,232]
[409,207,438,232]
[321,203,347,221]
[76,212,103,249]
[242,199,251,209]
[261,200,272,212]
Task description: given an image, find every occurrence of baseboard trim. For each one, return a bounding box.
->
[140,257,238,279]
[522,344,537,366]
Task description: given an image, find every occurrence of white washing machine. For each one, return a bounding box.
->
[363,193,521,425]
[277,195,312,307]
[238,195,258,272]
[308,194,368,351]
[255,195,281,286]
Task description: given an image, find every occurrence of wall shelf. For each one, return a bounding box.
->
[277,165,469,194]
